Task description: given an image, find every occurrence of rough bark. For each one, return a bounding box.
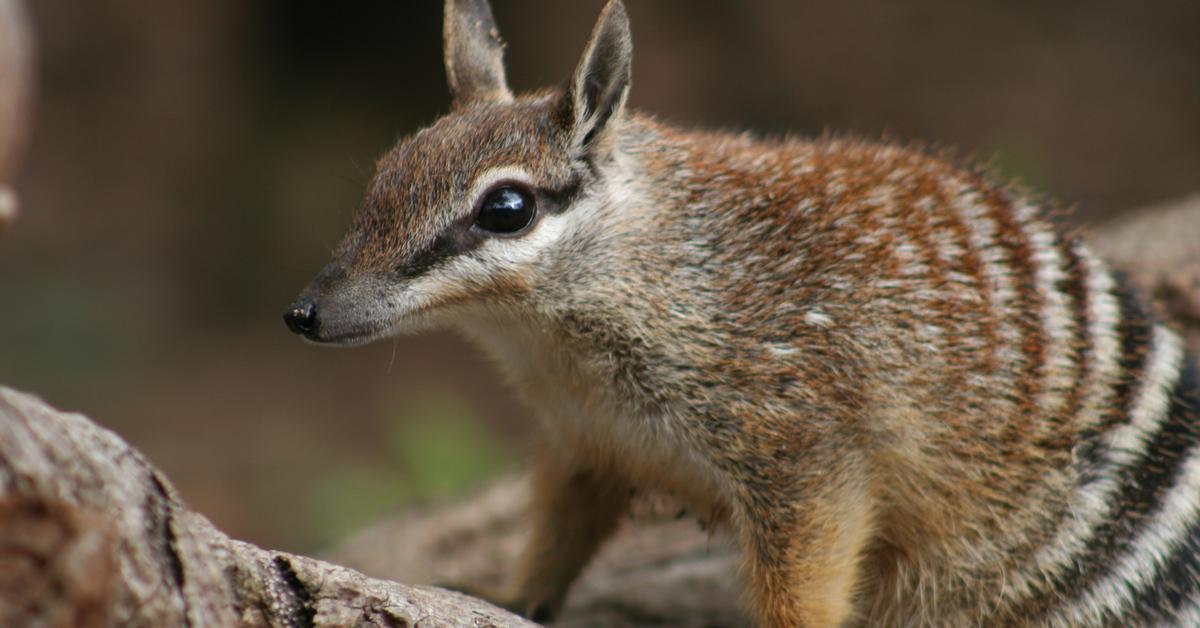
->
[0,195,1197,627]
[0,0,33,230]
[0,388,535,627]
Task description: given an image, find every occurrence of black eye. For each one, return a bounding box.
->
[475,185,536,234]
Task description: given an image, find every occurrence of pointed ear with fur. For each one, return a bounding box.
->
[444,0,512,107]
[562,0,632,152]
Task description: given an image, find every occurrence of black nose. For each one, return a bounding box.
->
[284,300,319,336]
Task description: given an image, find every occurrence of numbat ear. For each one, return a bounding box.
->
[443,0,513,107]
[562,0,632,152]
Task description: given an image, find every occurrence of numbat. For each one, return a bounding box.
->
[285,1,1200,625]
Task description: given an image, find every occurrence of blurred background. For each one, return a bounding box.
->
[1,0,1197,553]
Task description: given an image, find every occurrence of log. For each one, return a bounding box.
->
[0,388,534,627]
[0,194,1196,625]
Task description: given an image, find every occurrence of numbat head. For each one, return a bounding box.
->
[283,0,632,344]
[286,1,1200,626]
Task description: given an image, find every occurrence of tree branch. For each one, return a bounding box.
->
[0,388,534,627]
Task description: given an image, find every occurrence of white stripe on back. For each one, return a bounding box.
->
[953,185,1023,369]
[1013,202,1076,420]
[1050,327,1187,626]
[1005,247,1122,600]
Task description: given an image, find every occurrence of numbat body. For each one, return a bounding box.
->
[285,1,1200,625]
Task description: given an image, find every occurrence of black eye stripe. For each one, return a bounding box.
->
[541,174,583,214]
[394,175,582,280]
[396,215,482,279]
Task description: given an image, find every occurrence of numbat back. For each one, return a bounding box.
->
[284,1,1200,625]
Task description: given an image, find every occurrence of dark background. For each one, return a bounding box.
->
[2,0,1197,553]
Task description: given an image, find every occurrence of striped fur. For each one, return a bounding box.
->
[289,1,1200,624]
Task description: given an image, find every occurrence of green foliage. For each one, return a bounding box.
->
[305,465,415,548]
[304,390,514,547]
[387,394,516,498]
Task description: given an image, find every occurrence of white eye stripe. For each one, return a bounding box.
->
[422,213,569,285]
[393,172,618,323]
[466,166,535,207]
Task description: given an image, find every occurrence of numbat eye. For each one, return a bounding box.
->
[475,185,536,234]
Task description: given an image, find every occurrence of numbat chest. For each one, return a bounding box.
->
[285,1,1200,626]
[464,314,731,518]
